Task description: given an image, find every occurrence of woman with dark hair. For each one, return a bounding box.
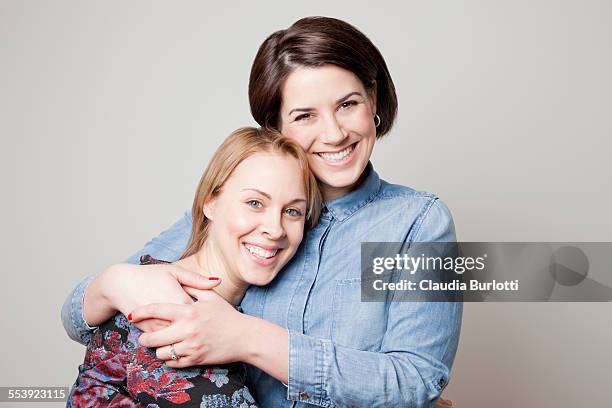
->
[62,17,461,408]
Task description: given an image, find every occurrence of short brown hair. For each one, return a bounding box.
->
[249,16,397,137]
[182,127,321,258]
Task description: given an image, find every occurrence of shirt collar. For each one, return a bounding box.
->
[322,162,381,222]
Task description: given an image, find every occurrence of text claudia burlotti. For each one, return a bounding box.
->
[371,254,519,292]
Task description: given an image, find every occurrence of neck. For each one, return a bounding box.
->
[176,240,248,306]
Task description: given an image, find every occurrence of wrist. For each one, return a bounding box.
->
[83,265,121,325]
[98,264,122,309]
[239,314,266,364]
[239,315,289,383]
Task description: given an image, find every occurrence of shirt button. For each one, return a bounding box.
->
[439,377,446,387]
[299,391,309,400]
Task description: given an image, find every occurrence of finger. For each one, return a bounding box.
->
[133,318,171,333]
[130,303,189,323]
[183,286,225,301]
[434,398,453,408]
[183,286,213,301]
[138,324,186,348]
[172,268,221,290]
[156,342,186,361]
[156,344,172,361]
[155,342,192,363]
[164,356,196,369]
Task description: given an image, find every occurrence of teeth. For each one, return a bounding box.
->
[318,144,354,161]
[244,244,278,259]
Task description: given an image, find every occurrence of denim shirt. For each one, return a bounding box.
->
[62,163,462,408]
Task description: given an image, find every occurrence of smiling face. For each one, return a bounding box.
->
[204,151,307,287]
[279,65,378,200]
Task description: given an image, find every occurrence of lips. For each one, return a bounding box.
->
[315,141,358,165]
[242,242,282,266]
[243,243,278,259]
[317,143,355,161]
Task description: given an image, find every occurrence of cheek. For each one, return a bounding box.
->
[283,126,313,151]
[352,108,376,135]
[285,222,305,249]
[221,211,258,241]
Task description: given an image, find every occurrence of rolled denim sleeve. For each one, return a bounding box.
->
[60,274,98,345]
[286,199,462,407]
[60,210,193,345]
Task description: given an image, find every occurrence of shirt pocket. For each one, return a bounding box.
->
[331,278,388,350]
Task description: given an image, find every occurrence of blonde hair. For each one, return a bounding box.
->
[181,127,321,258]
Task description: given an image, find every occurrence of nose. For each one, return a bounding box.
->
[261,210,286,240]
[319,115,348,145]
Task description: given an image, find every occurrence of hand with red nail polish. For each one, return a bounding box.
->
[83,263,221,333]
[131,288,250,368]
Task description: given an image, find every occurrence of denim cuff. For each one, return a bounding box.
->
[62,274,98,345]
[287,331,331,407]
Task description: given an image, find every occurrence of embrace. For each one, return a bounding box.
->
[62,16,462,408]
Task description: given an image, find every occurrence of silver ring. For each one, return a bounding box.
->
[170,344,179,361]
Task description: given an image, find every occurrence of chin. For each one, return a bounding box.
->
[323,168,364,190]
[242,270,277,287]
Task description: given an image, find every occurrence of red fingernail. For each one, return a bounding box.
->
[127,313,132,321]
[208,277,220,281]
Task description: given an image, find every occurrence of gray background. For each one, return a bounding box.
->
[1,1,611,406]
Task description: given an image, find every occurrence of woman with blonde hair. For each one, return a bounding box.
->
[67,127,320,407]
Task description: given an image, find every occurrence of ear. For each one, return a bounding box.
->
[368,80,377,116]
[203,197,217,220]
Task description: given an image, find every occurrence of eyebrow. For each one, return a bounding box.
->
[242,188,307,205]
[287,91,363,116]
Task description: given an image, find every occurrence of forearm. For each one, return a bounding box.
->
[242,315,289,384]
[290,333,447,408]
[286,299,460,408]
[61,264,129,345]
[241,321,447,407]
[61,211,193,345]
[82,266,121,326]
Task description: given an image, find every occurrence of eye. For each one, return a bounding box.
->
[246,199,263,209]
[294,113,312,122]
[339,100,358,110]
[284,207,304,217]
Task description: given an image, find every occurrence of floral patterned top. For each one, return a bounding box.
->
[67,255,258,408]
